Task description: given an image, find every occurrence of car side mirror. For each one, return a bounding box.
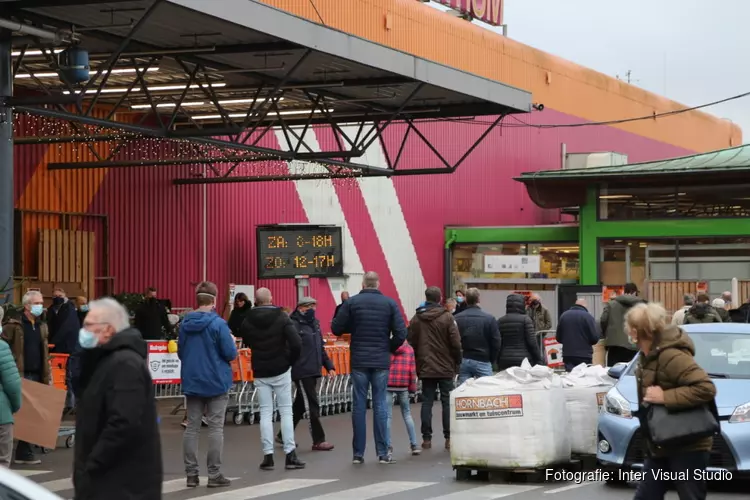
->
[607,362,628,379]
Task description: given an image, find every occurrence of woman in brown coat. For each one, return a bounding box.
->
[625,302,717,500]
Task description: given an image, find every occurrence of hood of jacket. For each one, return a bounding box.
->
[180,311,222,334]
[506,294,526,315]
[415,302,449,321]
[102,327,147,359]
[647,325,695,360]
[245,306,286,329]
[688,303,713,319]
[614,294,643,308]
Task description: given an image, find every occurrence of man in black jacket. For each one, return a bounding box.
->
[48,287,80,354]
[277,297,335,451]
[497,294,544,370]
[73,298,162,500]
[240,288,304,471]
[455,288,501,384]
[134,287,172,341]
[556,299,600,371]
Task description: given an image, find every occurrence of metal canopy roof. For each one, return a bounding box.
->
[514,144,750,209]
[4,0,532,181]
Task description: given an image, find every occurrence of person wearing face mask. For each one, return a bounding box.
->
[48,288,81,355]
[76,296,89,325]
[72,297,162,500]
[454,290,468,314]
[134,286,172,341]
[276,297,335,451]
[1,290,49,465]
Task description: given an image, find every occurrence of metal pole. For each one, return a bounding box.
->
[0,30,13,302]
[202,166,207,282]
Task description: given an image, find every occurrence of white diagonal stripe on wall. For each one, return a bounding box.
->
[274,128,364,301]
[339,125,427,315]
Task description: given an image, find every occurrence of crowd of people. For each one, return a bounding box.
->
[0,276,739,499]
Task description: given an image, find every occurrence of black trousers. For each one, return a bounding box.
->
[634,451,709,500]
[420,378,453,440]
[279,377,325,444]
[606,346,637,367]
[563,356,592,372]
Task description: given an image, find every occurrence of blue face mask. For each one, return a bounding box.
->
[80,305,89,312]
[456,296,464,303]
[30,304,44,317]
[78,328,99,349]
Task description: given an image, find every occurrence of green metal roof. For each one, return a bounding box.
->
[515,143,750,181]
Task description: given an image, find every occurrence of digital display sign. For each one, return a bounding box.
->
[256,225,344,279]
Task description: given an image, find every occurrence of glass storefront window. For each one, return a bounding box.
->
[598,183,750,220]
[451,242,579,292]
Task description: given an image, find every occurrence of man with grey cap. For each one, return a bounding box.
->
[276,297,335,451]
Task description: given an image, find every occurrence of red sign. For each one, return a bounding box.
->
[432,0,504,26]
[696,281,708,294]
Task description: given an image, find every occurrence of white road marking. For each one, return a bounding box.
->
[302,480,436,500]
[38,477,72,492]
[13,469,52,477]
[429,484,541,500]
[544,482,595,494]
[194,478,339,500]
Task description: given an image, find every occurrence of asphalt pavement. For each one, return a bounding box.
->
[14,404,748,500]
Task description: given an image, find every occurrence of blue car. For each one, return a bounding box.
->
[597,323,750,484]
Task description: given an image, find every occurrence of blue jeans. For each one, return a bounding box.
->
[351,368,389,459]
[457,358,493,385]
[255,369,295,455]
[386,391,417,449]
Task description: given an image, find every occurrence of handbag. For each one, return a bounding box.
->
[643,353,719,448]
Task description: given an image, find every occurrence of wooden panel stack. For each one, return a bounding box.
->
[37,229,96,298]
[646,280,699,316]
[738,281,750,305]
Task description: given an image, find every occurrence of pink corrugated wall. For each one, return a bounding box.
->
[14,105,695,319]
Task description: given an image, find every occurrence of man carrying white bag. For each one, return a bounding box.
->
[561,363,616,455]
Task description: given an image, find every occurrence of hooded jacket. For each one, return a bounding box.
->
[555,304,600,359]
[240,306,301,378]
[600,295,646,350]
[73,328,162,500]
[0,340,21,425]
[497,294,544,368]
[387,342,417,392]
[227,302,252,337]
[331,289,406,371]
[635,325,717,457]
[289,309,334,381]
[407,303,462,379]
[178,311,238,398]
[684,303,722,324]
[455,304,500,364]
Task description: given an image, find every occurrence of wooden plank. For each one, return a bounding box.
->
[88,232,95,299]
[75,231,83,285]
[62,229,70,283]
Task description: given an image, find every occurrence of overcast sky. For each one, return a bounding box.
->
[428,0,748,142]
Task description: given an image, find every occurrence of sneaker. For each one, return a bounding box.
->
[411,445,422,456]
[379,455,397,464]
[186,476,199,488]
[352,456,364,464]
[207,475,231,488]
[312,441,334,451]
[260,454,275,471]
[445,438,451,451]
[285,450,306,470]
[181,419,188,429]
[422,440,432,450]
[14,457,41,465]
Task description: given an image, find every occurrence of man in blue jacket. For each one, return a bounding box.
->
[556,299,600,371]
[331,271,406,465]
[178,281,238,489]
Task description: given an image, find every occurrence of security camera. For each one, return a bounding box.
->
[532,103,545,112]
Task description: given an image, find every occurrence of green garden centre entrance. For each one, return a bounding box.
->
[446,144,750,316]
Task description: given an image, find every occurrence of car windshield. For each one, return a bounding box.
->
[626,332,750,379]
